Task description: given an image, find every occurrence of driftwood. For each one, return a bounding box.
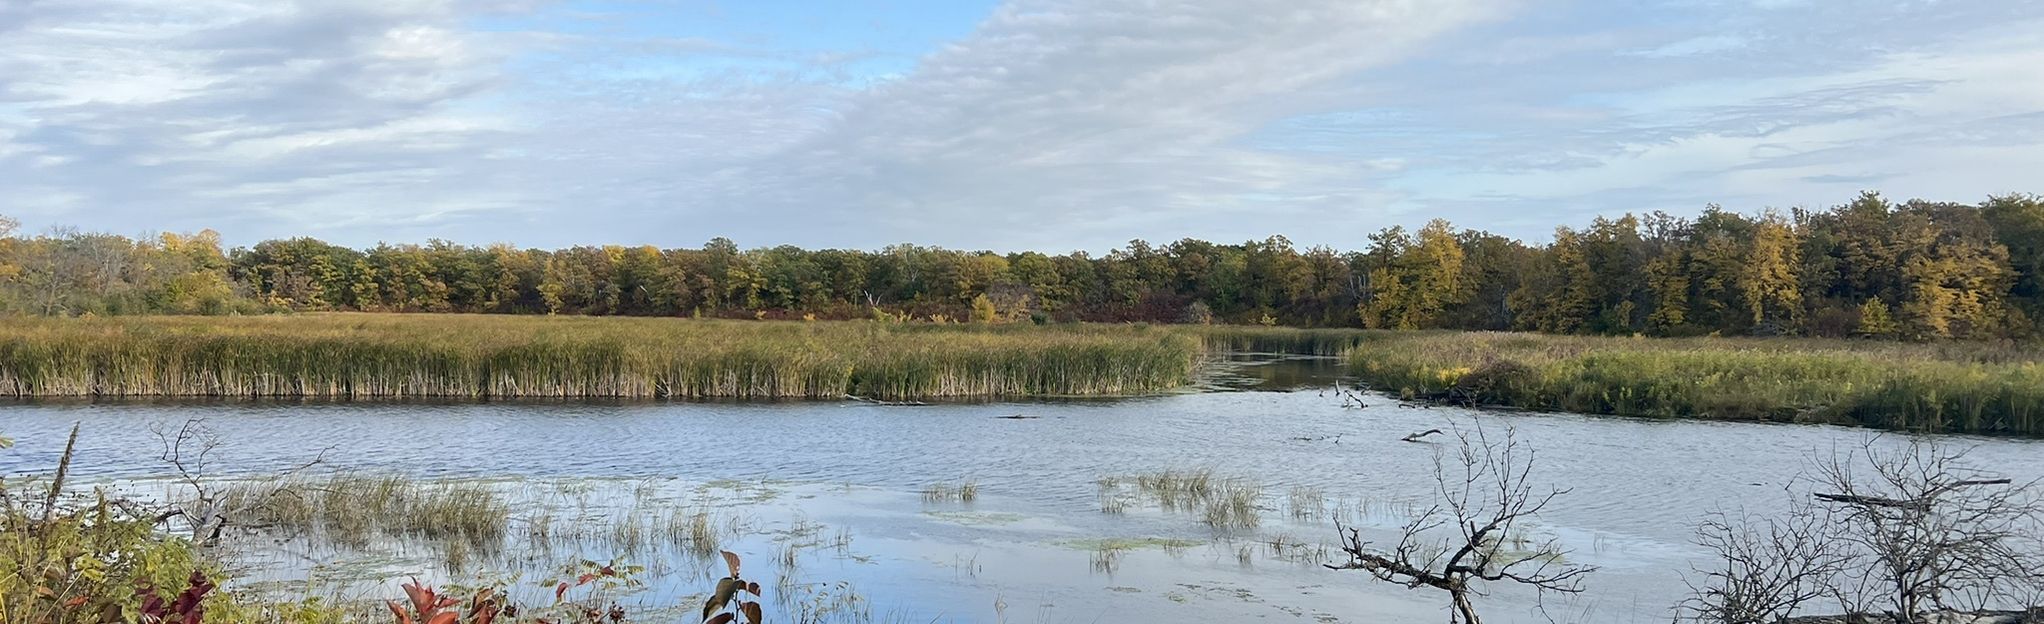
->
[1814,478,2012,511]
[842,394,931,406]
[1784,610,2038,623]
[1402,429,1444,443]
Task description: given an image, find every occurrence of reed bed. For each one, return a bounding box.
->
[0,314,1279,400]
[1349,331,2044,435]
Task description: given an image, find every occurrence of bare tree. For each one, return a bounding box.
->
[152,419,328,545]
[1813,438,2044,622]
[1328,424,1596,624]
[1677,501,1852,624]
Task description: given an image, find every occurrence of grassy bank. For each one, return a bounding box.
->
[1349,331,2044,435]
[0,315,1361,400]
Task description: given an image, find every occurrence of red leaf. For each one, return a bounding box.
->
[403,581,436,616]
[741,602,762,624]
[63,596,88,608]
[425,612,458,624]
[386,601,415,624]
[705,614,735,624]
[554,582,570,603]
[720,551,741,577]
[744,582,759,597]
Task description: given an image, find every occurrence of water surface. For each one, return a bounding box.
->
[3,356,2039,623]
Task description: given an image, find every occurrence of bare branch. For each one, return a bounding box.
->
[1328,422,1596,624]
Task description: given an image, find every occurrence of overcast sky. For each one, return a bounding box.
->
[3,0,2041,252]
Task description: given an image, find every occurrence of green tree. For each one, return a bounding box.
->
[1856,297,1899,339]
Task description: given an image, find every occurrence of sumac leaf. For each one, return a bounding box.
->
[386,600,414,624]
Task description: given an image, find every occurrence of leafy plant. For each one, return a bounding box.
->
[699,551,762,624]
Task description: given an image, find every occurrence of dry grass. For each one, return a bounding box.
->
[0,314,1219,400]
[1350,330,2044,435]
[221,474,509,547]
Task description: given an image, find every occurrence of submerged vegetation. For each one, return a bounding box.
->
[0,315,1371,400]
[1349,331,2044,435]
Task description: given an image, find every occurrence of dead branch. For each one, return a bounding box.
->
[1809,437,2044,621]
[1327,424,1595,624]
[151,418,331,545]
[1677,502,1852,624]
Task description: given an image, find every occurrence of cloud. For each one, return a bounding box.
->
[0,0,1511,250]
[1630,34,1747,58]
[0,0,540,238]
[2,0,2042,250]
[1348,6,2044,231]
[671,0,1506,250]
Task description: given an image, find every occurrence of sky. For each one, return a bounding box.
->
[2,0,2042,252]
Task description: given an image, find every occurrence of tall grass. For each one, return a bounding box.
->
[0,314,1337,400]
[1349,331,2044,435]
[220,474,510,546]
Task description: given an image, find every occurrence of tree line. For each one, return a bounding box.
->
[2,191,2042,340]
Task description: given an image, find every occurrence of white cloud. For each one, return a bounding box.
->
[3,0,2042,250]
[659,0,1506,249]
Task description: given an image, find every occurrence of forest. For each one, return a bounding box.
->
[2,191,2041,341]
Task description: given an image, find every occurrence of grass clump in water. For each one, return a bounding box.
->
[222,474,510,547]
[1110,470,1265,530]
[1198,482,1263,530]
[920,479,979,503]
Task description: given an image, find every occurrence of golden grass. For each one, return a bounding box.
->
[0,314,1343,400]
[1349,331,2044,435]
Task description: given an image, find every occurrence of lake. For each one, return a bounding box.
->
[3,354,2039,623]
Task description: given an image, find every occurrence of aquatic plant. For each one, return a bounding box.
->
[1108,469,1265,530]
[1198,482,1263,530]
[918,480,979,504]
[221,474,510,548]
